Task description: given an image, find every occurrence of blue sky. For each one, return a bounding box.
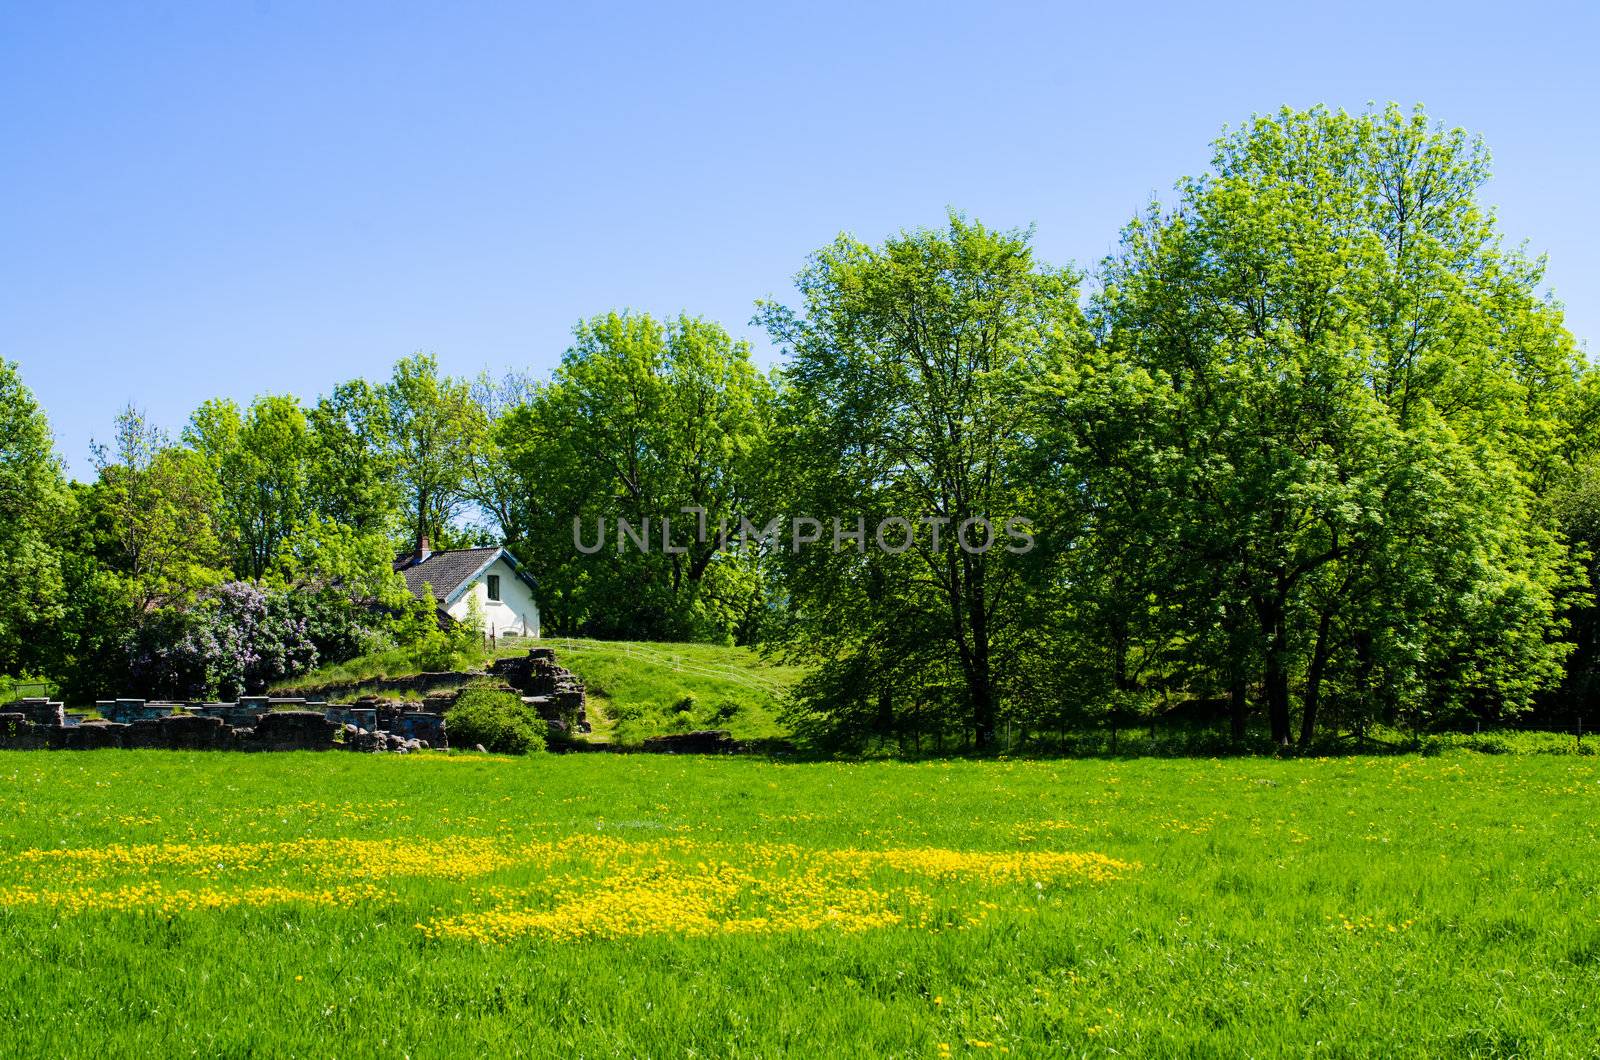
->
[3,1,1596,477]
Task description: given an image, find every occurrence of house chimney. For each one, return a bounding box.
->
[417,534,432,562]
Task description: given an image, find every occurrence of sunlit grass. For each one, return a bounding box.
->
[546,638,803,742]
[0,751,1596,1055]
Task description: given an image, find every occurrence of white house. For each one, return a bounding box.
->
[393,541,541,638]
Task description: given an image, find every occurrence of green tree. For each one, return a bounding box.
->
[89,405,227,614]
[307,378,402,538]
[269,515,410,608]
[0,360,70,677]
[499,312,773,640]
[186,395,311,580]
[760,216,1086,748]
[1081,104,1584,746]
[383,354,480,549]
[465,369,538,544]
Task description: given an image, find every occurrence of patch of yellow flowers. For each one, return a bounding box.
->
[9,836,532,885]
[417,860,914,943]
[0,834,1134,945]
[0,881,388,916]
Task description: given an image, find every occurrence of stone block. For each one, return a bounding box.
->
[248,710,338,751]
[11,698,65,727]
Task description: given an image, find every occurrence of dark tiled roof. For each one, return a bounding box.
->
[393,547,502,604]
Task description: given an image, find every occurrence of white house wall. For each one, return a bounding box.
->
[445,558,541,638]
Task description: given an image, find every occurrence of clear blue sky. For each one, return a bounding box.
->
[3,1,1596,477]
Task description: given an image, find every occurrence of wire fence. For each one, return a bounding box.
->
[0,680,52,702]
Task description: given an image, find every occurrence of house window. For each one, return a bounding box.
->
[486,575,501,602]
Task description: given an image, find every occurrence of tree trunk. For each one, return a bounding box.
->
[1265,667,1291,749]
[1230,675,1248,743]
[1353,631,1376,737]
[1255,594,1292,747]
[956,560,997,750]
[1298,609,1334,749]
[970,678,997,750]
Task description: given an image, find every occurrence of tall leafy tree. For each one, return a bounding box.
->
[465,369,538,544]
[185,395,311,580]
[1080,104,1584,745]
[761,216,1086,748]
[307,379,402,537]
[0,360,70,677]
[89,405,226,614]
[383,354,480,549]
[499,312,773,639]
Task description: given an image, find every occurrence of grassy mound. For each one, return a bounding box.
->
[545,638,803,744]
[269,637,805,744]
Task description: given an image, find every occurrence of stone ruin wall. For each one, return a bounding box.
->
[0,648,586,755]
[486,647,590,737]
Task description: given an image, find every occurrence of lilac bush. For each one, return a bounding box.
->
[166,583,314,700]
[128,583,382,700]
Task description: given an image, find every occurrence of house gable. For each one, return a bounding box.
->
[443,553,541,638]
[393,547,541,638]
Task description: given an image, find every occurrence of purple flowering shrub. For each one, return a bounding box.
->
[129,583,383,700]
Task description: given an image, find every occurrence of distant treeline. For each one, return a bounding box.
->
[2,104,1596,750]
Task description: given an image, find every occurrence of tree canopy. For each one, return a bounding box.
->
[2,103,1595,753]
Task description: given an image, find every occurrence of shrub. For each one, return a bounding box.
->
[133,583,321,701]
[446,686,547,754]
[397,587,486,672]
[117,582,386,701]
[608,700,643,722]
[1420,729,1594,757]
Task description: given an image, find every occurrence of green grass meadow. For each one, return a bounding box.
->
[1,750,1597,1057]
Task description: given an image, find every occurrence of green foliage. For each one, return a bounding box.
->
[446,684,547,753]
[88,406,228,613]
[184,394,312,580]
[392,585,485,673]
[1060,103,1586,747]
[1542,456,1600,727]
[384,353,482,547]
[306,378,403,537]
[269,515,409,607]
[0,361,70,676]
[497,312,774,640]
[759,214,1085,748]
[4,104,1598,758]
